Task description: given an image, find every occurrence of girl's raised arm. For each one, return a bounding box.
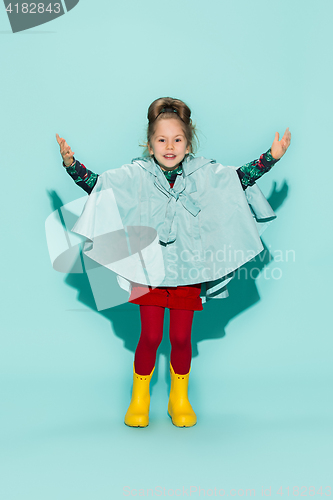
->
[236,128,291,190]
[56,133,99,195]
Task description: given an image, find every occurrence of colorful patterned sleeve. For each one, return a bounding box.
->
[63,159,99,194]
[236,149,279,190]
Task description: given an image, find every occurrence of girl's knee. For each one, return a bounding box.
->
[170,330,192,350]
[139,329,163,350]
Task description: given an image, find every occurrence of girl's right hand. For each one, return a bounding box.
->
[56,133,75,166]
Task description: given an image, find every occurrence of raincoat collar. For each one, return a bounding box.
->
[130,154,215,245]
[131,153,215,177]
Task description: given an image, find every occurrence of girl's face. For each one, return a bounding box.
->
[148,118,190,171]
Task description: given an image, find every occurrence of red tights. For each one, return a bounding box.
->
[134,305,194,375]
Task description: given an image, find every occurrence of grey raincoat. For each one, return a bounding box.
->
[70,153,276,304]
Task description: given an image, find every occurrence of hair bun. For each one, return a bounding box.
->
[162,107,177,113]
[156,107,178,119]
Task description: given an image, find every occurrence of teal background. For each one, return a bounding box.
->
[1,0,332,498]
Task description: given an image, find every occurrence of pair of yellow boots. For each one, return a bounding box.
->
[124,363,197,427]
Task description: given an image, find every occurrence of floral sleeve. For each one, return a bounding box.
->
[63,159,99,194]
[236,149,279,190]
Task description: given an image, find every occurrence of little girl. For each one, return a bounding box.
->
[56,97,291,428]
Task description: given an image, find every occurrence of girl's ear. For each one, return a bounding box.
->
[148,142,153,155]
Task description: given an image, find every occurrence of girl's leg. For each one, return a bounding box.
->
[168,308,196,427]
[125,304,165,427]
[134,305,165,376]
[169,308,194,375]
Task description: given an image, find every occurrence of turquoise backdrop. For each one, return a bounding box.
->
[1,0,332,498]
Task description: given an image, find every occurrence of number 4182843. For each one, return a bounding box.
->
[5,3,61,14]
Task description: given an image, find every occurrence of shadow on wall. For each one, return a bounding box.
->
[47,179,288,389]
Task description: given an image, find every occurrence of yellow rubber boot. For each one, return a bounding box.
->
[124,364,155,427]
[168,363,197,427]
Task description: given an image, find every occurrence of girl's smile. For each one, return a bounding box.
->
[148,118,190,171]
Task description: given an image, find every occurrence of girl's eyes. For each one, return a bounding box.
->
[158,138,182,142]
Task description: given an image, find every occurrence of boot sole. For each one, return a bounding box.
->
[167,411,197,428]
[124,421,149,428]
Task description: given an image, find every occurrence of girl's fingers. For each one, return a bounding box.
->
[56,135,66,147]
[281,129,291,149]
[56,134,72,153]
[56,134,75,160]
[62,142,71,153]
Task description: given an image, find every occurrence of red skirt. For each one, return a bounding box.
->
[128,282,203,311]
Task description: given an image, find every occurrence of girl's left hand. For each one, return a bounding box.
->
[270,127,291,160]
[56,133,75,166]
